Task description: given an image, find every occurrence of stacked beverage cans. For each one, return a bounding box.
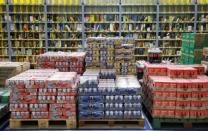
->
[86,37,136,75]
[8,69,79,121]
[147,48,162,63]
[37,51,86,74]
[78,69,142,119]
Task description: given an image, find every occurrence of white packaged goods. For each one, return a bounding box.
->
[7,69,79,120]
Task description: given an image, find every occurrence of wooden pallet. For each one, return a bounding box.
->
[10,119,76,129]
[79,117,144,129]
[143,103,208,129]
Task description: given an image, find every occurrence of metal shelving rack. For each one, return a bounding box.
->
[1,0,208,64]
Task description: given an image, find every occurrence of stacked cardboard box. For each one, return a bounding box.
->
[143,63,208,119]
[78,69,142,119]
[8,69,78,125]
[0,62,30,87]
[202,48,208,75]
[86,37,136,75]
[37,52,86,74]
[181,33,208,64]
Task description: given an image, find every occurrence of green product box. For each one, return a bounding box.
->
[189,49,203,56]
[188,55,203,64]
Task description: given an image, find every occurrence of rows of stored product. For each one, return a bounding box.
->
[0,0,208,64]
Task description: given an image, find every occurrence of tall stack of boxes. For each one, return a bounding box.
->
[181,33,208,64]
[86,37,136,75]
[143,63,208,120]
[8,69,79,128]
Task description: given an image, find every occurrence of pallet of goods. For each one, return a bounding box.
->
[86,37,136,75]
[0,62,30,87]
[7,69,79,129]
[142,62,208,129]
[78,69,143,129]
[37,51,86,74]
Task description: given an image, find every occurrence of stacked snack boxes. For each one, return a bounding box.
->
[0,62,30,87]
[78,69,142,119]
[202,48,208,75]
[147,48,162,64]
[181,33,208,64]
[143,63,208,119]
[86,37,136,75]
[7,69,78,125]
[37,52,86,74]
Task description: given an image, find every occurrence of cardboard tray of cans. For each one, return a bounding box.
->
[37,51,86,74]
[7,69,79,120]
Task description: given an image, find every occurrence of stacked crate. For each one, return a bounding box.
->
[37,52,86,74]
[202,48,208,75]
[143,63,208,122]
[181,33,208,64]
[0,62,30,87]
[8,69,79,129]
[86,37,136,75]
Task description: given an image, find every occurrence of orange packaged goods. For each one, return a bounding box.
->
[7,69,79,120]
[37,51,86,74]
[143,62,208,120]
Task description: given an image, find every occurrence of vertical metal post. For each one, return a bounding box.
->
[6,0,11,61]
[156,0,160,47]
[81,0,85,50]
[194,0,197,33]
[119,0,122,37]
[44,0,48,52]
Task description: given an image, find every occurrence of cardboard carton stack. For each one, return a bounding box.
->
[0,62,30,87]
[181,33,208,64]
[7,69,79,127]
[37,52,86,74]
[86,37,136,75]
[143,63,208,119]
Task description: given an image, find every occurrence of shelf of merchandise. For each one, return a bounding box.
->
[84,0,120,39]
[1,0,208,64]
[8,0,46,65]
[46,0,82,53]
[0,0,9,61]
[121,0,158,61]
[158,0,196,63]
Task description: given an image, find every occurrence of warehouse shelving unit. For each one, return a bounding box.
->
[1,0,208,64]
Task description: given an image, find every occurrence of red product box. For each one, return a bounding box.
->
[175,110,190,119]
[176,92,192,101]
[153,91,176,100]
[160,109,175,118]
[153,100,176,109]
[192,92,208,100]
[11,112,30,119]
[190,110,198,119]
[189,65,205,75]
[176,80,192,92]
[152,109,161,117]
[29,104,48,112]
[191,101,203,109]
[10,95,37,104]
[176,100,191,110]
[197,110,207,119]
[10,104,29,112]
[38,88,57,96]
[31,112,49,119]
